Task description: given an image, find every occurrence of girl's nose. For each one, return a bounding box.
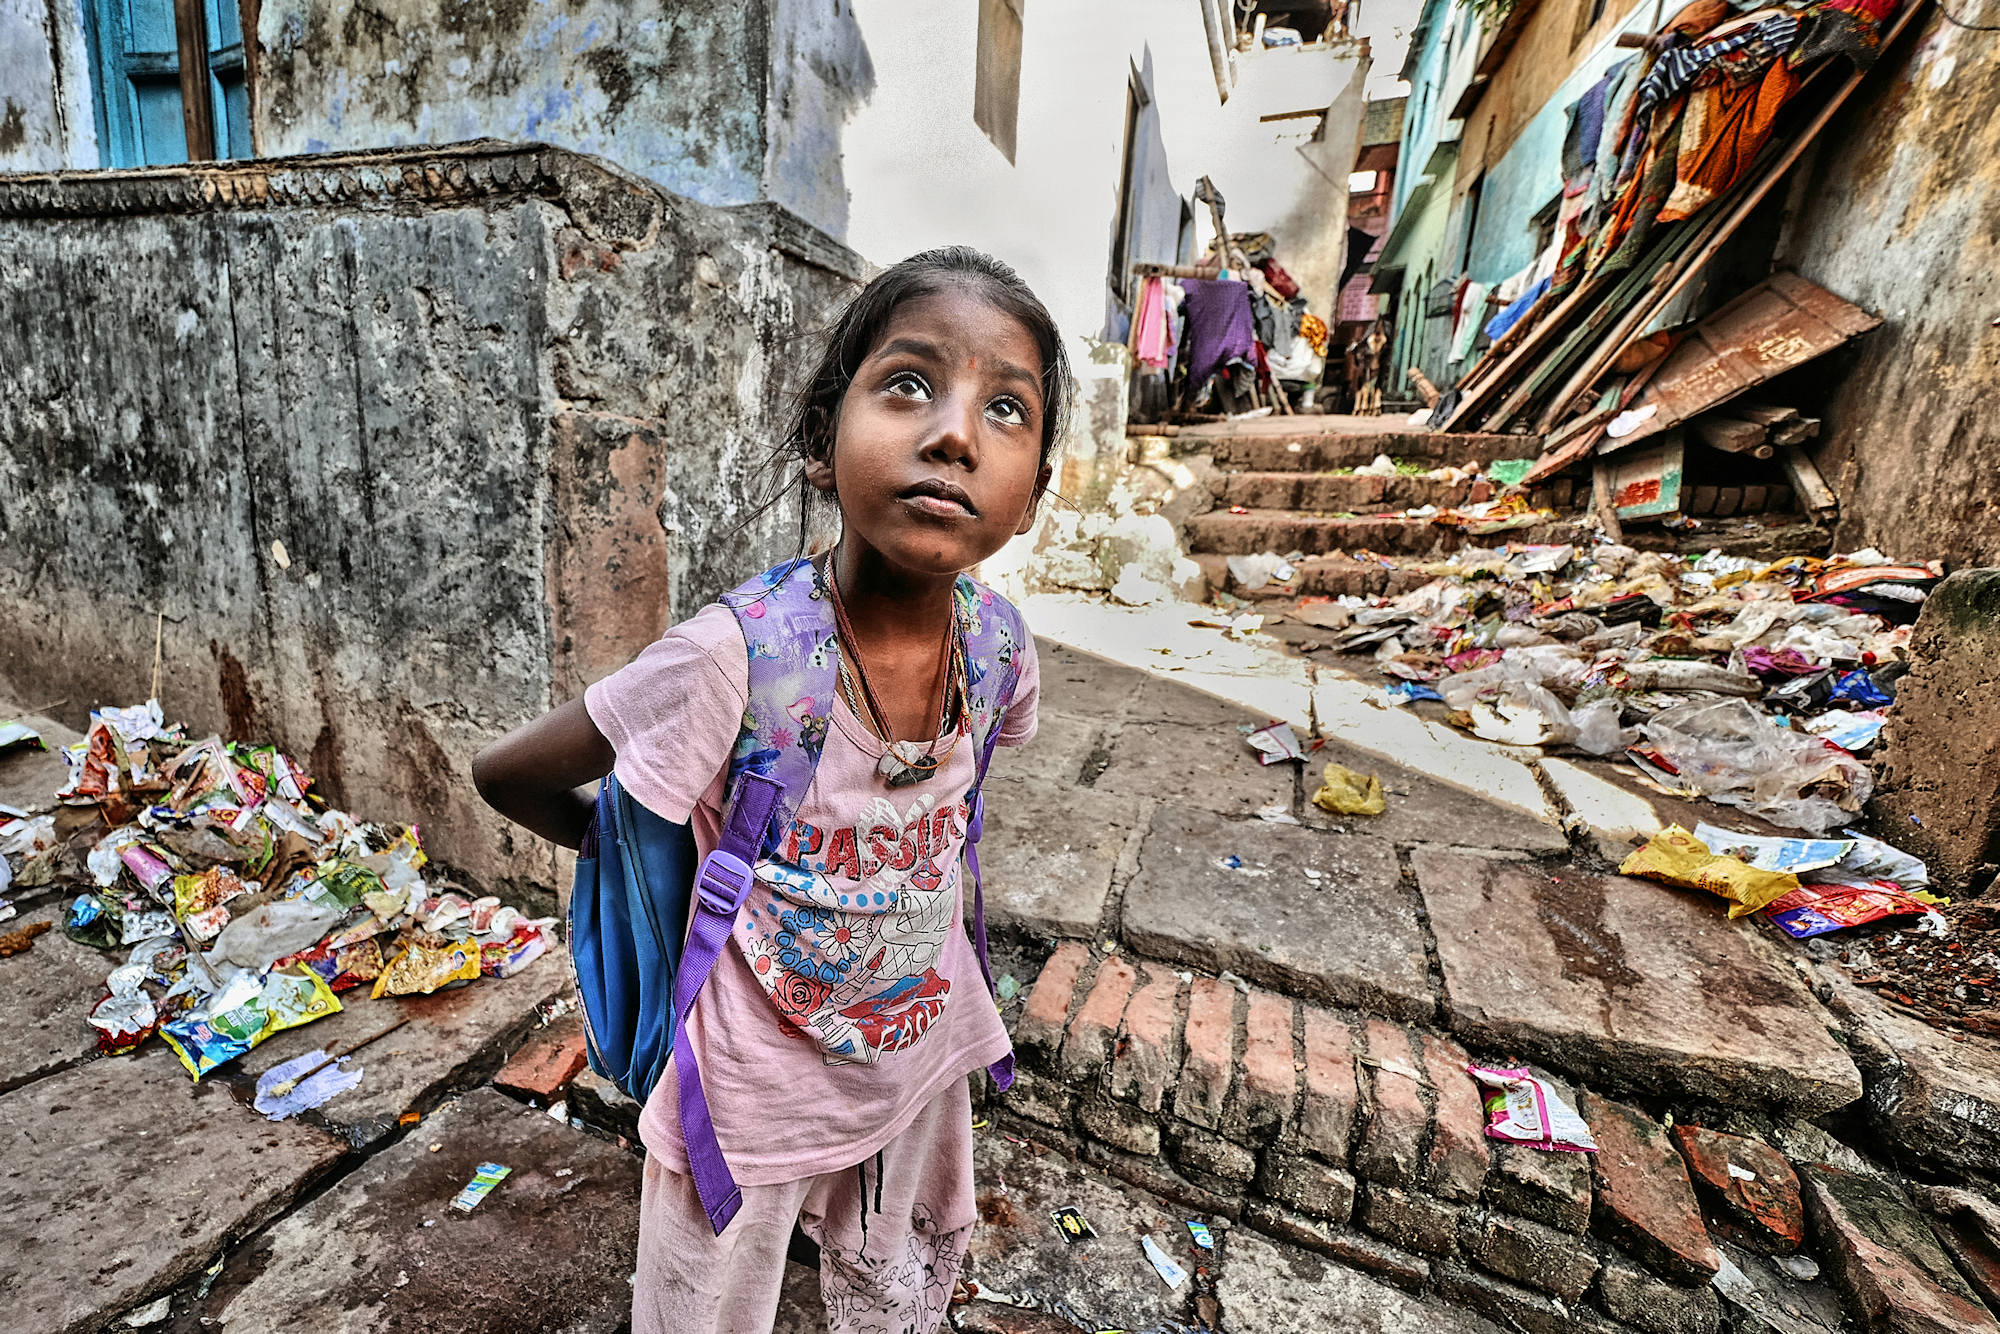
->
[922,393,980,469]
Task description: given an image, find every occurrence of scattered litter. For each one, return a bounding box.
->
[1692,826,1851,875]
[20,698,555,1082]
[547,1098,569,1122]
[1619,827,1801,919]
[0,919,51,956]
[399,1111,422,1127]
[1186,1220,1214,1249]
[1772,1254,1820,1282]
[1244,721,1306,766]
[1253,803,1299,825]
[1711,1255,1830,1334]
[1141,1234,1190,1289]
[451,1161,512,1212]
[254,1047,367,1120]
[1764,878,1934,940]
[1049,1206,1097,1244]
[1216,970,1252,995]
[996,973,1020,1004]
[1311,762,1385,817]
[0,720,43,751]
[1468,1066,1598,1153]
[119,1296,171,1328]
[1383,681,1444,706]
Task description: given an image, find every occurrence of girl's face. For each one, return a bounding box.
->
[807,284,1053,579]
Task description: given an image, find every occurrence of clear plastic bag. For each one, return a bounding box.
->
[1640,699,1872,834]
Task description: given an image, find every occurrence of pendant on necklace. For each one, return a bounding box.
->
[879,740,940,788]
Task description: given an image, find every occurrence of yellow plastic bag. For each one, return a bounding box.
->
[1618,826,1800,917]
[1312,762,1386,817]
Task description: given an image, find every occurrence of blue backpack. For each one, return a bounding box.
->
[567,558,1023,1232]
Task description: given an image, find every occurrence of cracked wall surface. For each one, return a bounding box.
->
[0,144,860,892]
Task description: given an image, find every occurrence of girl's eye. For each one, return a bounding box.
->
[886,372,930,400]
[988,396,1027,426]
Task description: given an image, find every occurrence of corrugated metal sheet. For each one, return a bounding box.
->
[1607,271,1881,449]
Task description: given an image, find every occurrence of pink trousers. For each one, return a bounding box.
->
[633,1079,977,1334]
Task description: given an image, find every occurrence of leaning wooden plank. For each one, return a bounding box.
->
[1595,274,1882,446]
[1778,444,1838,516]
[1592,461,1625,542]
[1692,415,1769,454]
[1733,402,1799,427]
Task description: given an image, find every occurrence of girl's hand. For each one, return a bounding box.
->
[471,698,615,850]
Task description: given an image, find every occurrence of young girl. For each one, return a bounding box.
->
[473,247,1069,1334]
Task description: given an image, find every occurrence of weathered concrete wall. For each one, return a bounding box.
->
[0,0,98,171]
[1869,569,2000,893]
[253,0,773,209]
[1776,15,2000,568]
[0,143,860,893]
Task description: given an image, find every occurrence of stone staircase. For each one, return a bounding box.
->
[1162,417,1586,590]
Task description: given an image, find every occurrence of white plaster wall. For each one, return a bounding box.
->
[838,3,1369,346]
[0,0,100,171]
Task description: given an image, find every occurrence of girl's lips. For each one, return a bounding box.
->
[899,493,976,519]
[897,479,979,518]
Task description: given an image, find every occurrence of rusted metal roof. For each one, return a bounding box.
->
[1606,271,1881,450]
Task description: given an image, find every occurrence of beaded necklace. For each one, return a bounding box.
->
[823,561,968,788]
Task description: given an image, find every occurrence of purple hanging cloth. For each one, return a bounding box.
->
[1180,278,1256,385]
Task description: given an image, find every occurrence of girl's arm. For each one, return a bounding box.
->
[471,697,616,851]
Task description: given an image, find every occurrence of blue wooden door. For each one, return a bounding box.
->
[87,0,251,166]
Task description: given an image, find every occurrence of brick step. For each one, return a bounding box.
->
[1186,508,1587,558]
[995,942,1959,1334]
[1189,553,1464,600]
[1212,470,1489,513]
[1196,432,1536,473]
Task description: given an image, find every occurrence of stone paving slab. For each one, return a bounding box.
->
[988,706,1101,788]
[0,900,122,1093]
[1091,720,1295,818]
[978,775,1140,941]
[1216,1226,1506,1334]
[0,709,83,815]
[1035,639,1146,722]
[1818,968,2000,1178]
[1415,848,1862,1114]
[1301,733,1567,854]
[229,946,573,1149]
[1123,806,1435,1021]
[0,1043,347,1334]
[197,1088,641,1333]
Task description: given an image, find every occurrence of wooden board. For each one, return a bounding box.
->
[1611,272,1881,445]
[1605,434,1686,520]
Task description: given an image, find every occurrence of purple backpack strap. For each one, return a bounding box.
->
[675,559,836,1234]
[956,574,1027,1092]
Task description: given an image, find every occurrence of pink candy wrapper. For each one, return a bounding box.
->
[1467,1064,1597,1153]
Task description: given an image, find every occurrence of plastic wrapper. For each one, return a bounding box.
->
[311,860,385,909]
[1764,877,1933,938]
[209,896,347,973]
[161,968,340,1080]
[1638,699,1871,834]
[89,987,158,1055]
[1691,825,1851,875]
[1619,826,1801,918]
[1827,669,1893,709]
[65,892,123,949]
[1468,1065,1597,1152]
[287,936,387,993]
[120,907,177,945]
[480,923,551,979]
[1312,762,1385,817]
[372,937,482,999]
[173,867,249,922]
[1833,833,1929,886]
[451,1162,512,1212]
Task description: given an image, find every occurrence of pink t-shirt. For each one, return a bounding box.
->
[584,600,1036,1185]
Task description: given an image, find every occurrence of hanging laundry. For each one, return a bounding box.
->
[1254,258,1300,300]
[1450,281,1489,364]
[1180,279,1256,386]
[1299,312,1329,357]
[1133,275,1175,369]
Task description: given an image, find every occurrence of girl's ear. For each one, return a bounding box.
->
[1016,462,1055,535]
[804,453,837,495]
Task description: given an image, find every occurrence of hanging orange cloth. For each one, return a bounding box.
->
[1659,56,1801,221]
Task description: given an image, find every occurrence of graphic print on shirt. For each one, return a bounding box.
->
[737,788,973,1065]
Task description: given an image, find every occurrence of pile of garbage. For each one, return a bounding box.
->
[0,701,552,1080]
[1318,543,1940,835]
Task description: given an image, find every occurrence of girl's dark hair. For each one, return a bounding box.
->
[760,246,1072,550]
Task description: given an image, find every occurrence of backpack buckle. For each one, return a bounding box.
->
[694,849,754,917]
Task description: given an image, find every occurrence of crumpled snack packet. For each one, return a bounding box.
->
[1312,762,1386,817]
[1618,826,1800,918]
[1468,1065,1597,1152]
[372,938,481,999]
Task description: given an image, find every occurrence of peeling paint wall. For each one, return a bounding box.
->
[253,0,772,208]
[0,146,860,892]
[1777,15,2000,567]
[0,0,98,171]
